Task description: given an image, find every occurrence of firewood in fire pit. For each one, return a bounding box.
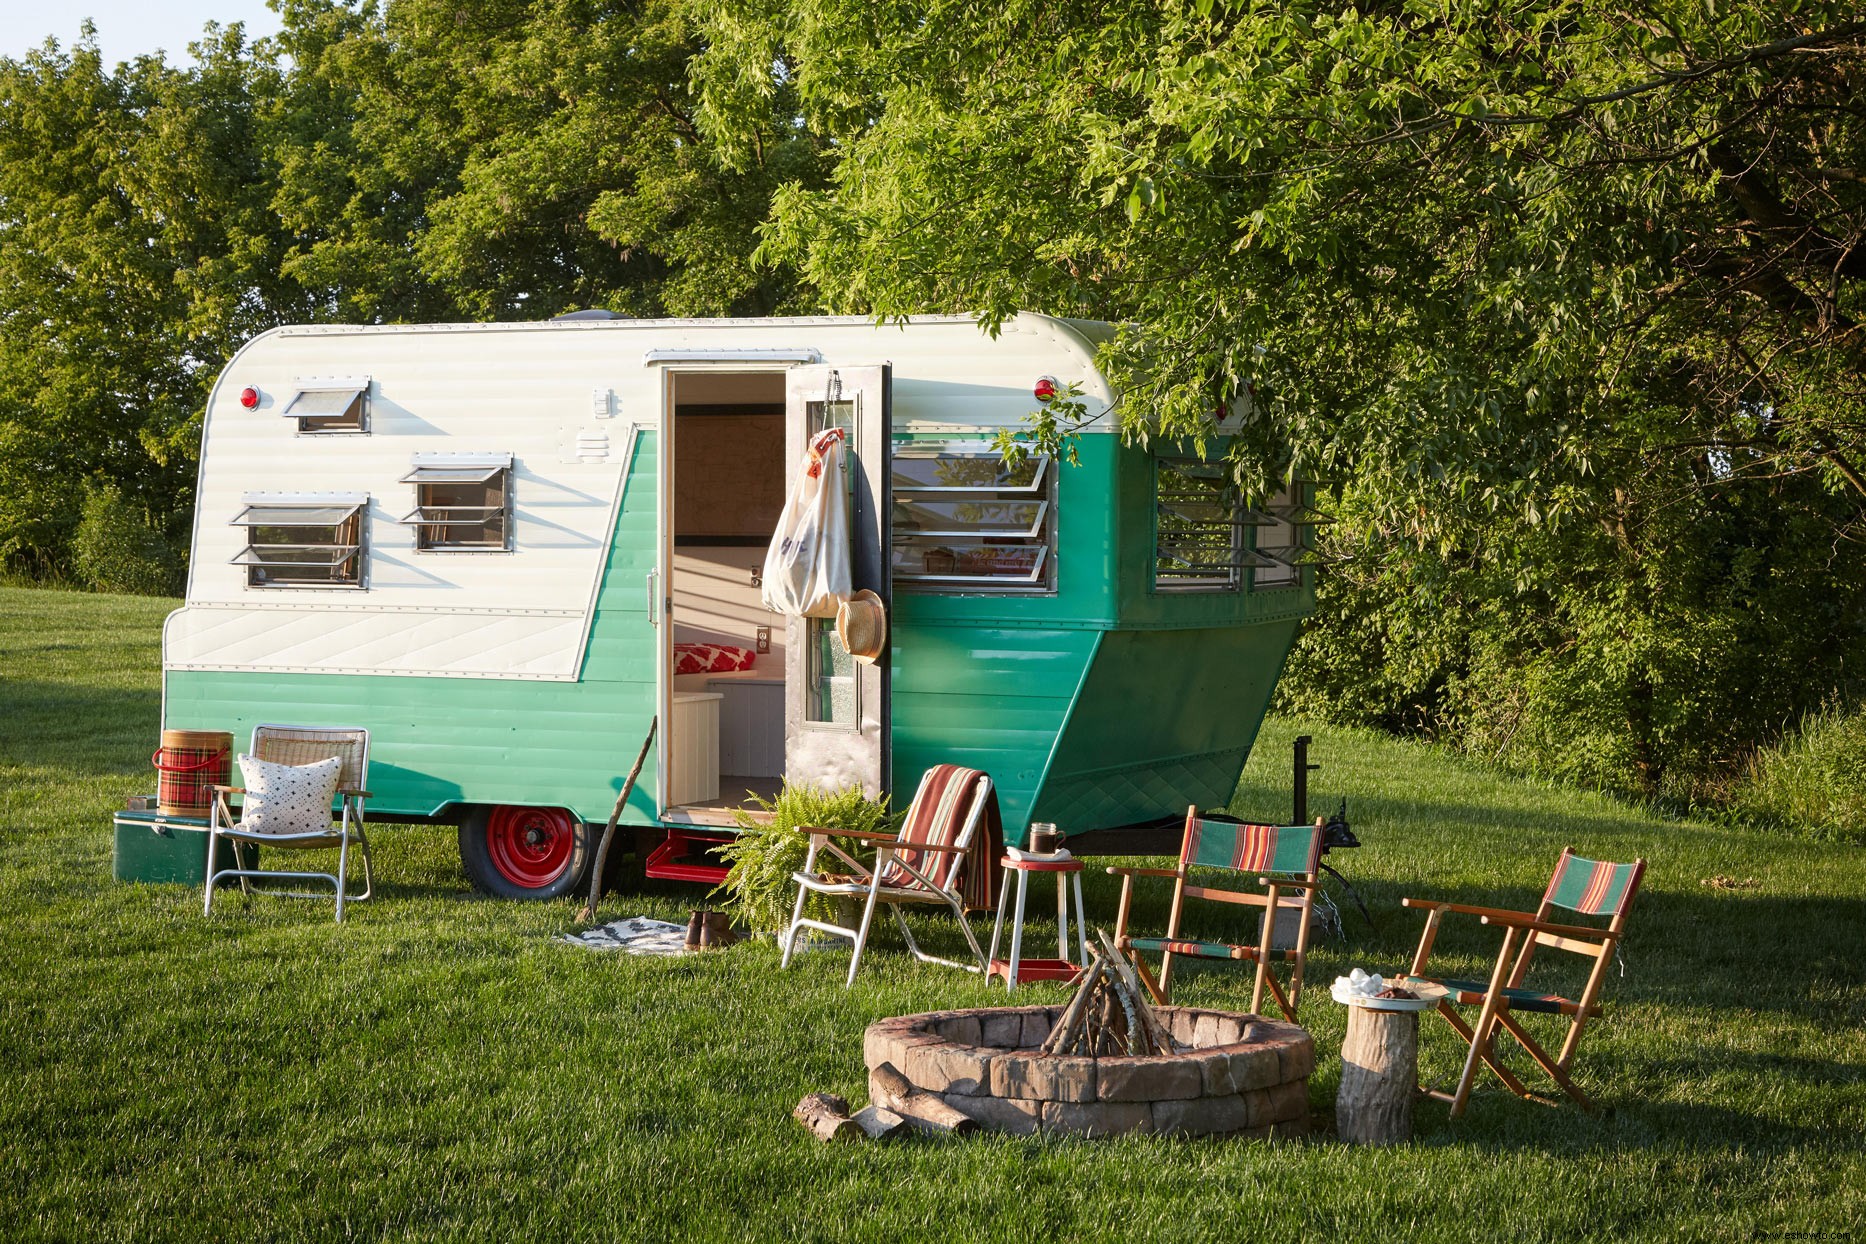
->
[1040,930,1179,1058]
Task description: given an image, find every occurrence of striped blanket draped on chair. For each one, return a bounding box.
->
[877,763,1003,912]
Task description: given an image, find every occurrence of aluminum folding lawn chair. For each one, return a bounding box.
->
[781,765,1001,987]
[205,724,374,923]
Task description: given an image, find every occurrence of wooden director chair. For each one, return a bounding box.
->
[1109,808,1325,1020]
[1402,847,1647,1117]
[781,765,1001,987]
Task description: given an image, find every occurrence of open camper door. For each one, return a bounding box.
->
[783,365,891,798]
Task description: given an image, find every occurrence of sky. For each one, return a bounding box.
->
[0,1,286,66]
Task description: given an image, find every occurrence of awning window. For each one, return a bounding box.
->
[891,447,1056,594]
[283,380,370,432]
[228,497,366,588]
[399,454,512,551]
[398,465,505,485]
[230,501,365,528]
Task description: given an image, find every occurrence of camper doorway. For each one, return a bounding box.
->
[662,370,789,827]
[657,365,893,844]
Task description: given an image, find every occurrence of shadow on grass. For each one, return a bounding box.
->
[1409,1092,1859,1157]
[0,679,160,774]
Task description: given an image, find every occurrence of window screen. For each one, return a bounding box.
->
[891,448,1054,592]
[1252,488,1329,589]
[397,457,512,550]
[230,498,366,588]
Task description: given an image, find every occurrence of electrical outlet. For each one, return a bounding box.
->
[755,626,771,654]
[750,566,762,588]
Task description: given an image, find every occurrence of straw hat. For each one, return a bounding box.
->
[836,589,888,665]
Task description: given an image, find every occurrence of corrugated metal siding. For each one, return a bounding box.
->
[888,624,1098,833]
[1030,622,1302,831]
[162,434,661,824]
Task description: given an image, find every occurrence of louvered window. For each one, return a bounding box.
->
[396,454,512,551]
[891,448,1054,592]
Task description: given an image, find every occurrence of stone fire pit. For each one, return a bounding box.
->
[865,1005,1313,1138]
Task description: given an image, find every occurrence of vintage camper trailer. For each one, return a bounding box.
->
[161,314,1318,898]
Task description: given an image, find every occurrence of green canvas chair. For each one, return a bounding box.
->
[1109,807,1325,1020]
[1402,847,1647,1117]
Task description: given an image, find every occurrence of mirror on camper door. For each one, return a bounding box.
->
[783,365,891,799]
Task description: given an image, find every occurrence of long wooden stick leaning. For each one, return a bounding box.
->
[578,715,658,924]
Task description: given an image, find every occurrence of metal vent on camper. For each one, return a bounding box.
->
[558,428,612,463]
[282,377,371,434]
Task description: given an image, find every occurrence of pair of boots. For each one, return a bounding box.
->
[685,909,738,951]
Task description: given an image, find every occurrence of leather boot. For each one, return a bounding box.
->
[684,909,705,951]
[698,910,740,949]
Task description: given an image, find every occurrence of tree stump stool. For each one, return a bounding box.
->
[1336,1005,1418,1144]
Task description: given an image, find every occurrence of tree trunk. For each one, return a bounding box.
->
[1336,1006,1418,1145]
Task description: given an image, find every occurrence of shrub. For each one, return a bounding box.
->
[1730,707,1866,845]
[70,482,183,597]
[711,782,900,933]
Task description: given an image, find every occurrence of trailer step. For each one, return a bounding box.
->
[644,827,731,884]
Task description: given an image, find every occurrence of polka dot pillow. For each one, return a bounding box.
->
[237,753,343,835]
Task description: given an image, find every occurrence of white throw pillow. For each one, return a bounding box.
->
[237,753,343,835]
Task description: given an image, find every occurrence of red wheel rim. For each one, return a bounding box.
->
[485,805,577,888]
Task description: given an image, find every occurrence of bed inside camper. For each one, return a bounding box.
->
[664,371,789,823]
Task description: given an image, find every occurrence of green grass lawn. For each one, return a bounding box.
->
[2,584,1862,1242]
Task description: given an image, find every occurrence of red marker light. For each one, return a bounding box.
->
[239,386,260,409]
[1033,376,1060,402]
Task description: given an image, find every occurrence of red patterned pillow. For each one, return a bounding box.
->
[673,643,758,675]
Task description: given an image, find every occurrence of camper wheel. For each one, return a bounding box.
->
[459,805,591,899]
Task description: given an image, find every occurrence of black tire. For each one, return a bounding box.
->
[458,804,593,900]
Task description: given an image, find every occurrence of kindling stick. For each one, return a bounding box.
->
[577,715,657,924]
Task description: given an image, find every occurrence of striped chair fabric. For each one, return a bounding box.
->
[1181,818,1323,877]
[1542,854,1640,917]
[876,764,1000,911]
[1124,936,1252,961]
[1418,978,1600,1017]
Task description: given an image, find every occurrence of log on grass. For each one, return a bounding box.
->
[870,1062,979,1136]
[1336,1005,1418,1145]
[793,1092,864,1143]
[852,1104,909,1140]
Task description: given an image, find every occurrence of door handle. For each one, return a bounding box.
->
[645,568,659,626]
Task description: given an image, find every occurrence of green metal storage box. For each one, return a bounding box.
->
[113,810,253,885]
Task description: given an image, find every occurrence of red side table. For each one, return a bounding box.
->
[987,852,1089,990]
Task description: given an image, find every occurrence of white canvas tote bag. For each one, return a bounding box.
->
[760,427,852,618]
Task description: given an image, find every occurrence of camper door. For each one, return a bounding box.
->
[783,365,891,798]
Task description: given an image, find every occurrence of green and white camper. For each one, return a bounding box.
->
[162,313,1318,897]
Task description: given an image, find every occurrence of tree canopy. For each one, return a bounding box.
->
[691,0,1866,799]
[1,0,1861,806]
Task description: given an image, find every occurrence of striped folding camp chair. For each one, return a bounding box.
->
[1402,847,1647,1117]
[780,765,1002,988]
[1108,807,1325,1020]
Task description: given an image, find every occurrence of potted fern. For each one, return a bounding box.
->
[711,781,901,936]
